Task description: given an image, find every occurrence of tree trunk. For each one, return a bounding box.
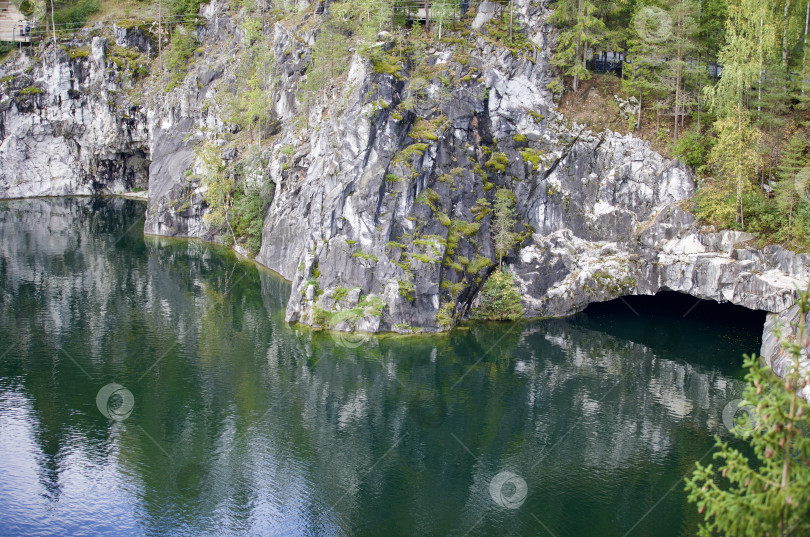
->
[158,0,163,71]
[50,0,56,50]
[674,47,682,144]
[788,194,794,240]
[697,49,702,130]
[754,5,764,181]
[802,0,810,96]
[573,0,583,92]
[581,2,588,79]
[425,0,430,31]
[759,6,764,113]
[673,1,683,145]
[582,41,588,82]
[784,0,793,69]
[737,102,745,228]
[621,49,626,80]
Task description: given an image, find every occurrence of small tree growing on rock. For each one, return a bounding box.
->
[473,187,525,321]
[198,141,236,244]
[492,187,520,268]
[473,268,524,321]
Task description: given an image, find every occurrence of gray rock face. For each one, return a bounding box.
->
[0,0,807,384]
[141,3,234,241]
[472,0,502,29]
[113,23,154,56]
[0,38,150,198]
[251,1,807,336]
[761,305,810,400]
[141,0,272,241]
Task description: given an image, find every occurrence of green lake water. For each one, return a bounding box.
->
[0,198,766,536]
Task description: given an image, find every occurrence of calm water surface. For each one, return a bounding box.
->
[0,198,765,536]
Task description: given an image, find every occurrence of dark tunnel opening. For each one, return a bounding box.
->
[577,291,768,372]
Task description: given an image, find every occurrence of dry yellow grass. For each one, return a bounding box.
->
[558,73,677,158]
[87,0,155,25]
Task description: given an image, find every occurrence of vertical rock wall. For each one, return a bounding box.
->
[0,36,150,197]
[0,0,807,396]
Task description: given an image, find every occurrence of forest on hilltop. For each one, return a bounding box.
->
[553,0,810,251]
[6,0,810,251]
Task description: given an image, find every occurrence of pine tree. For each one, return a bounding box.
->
[685,287,810,537]
[697,0,728,76]
[666,0,699,144]
[473,268,525,321]
[597,0,636,74]
[694,0,728,128]
[552,0,606,91]
[492,188,519,268]
[624,1,671,130]
[775,133,809,242]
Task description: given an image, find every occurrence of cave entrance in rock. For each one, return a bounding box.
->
[577,291,768,369]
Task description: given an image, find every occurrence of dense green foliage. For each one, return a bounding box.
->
[472,268,525,321]
[167,0,205,19]
[776,134,810,243]
[165,30,198,90]
[685,288,810,535]
[197,141,235,239]
[52,0,100,29]
[195,141,274,255]
[674,129,714,172]
[233,183,273,255]
[492,187,520,267]
[550,0,810,250]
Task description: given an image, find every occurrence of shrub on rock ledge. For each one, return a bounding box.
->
[473,268,524,321]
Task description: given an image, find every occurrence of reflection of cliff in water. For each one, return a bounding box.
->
[0,198,752,536]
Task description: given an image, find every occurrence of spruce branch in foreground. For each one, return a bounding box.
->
[685,286,810,537]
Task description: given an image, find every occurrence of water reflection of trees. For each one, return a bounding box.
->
[0,198,751,536]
